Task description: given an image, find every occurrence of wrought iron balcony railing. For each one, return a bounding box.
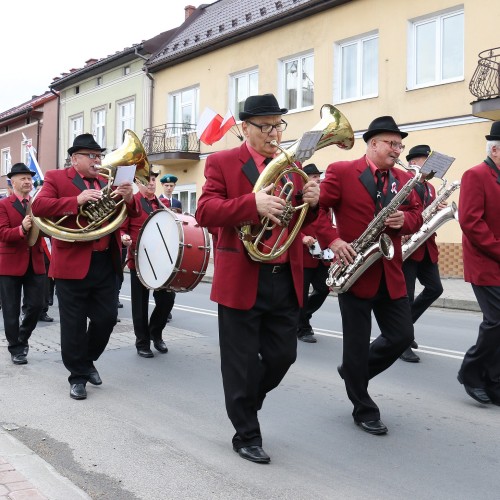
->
[141,123,200,156]
[469,47,500,100]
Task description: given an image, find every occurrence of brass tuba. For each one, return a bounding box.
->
[32,130,151,242]
[241,104,354,262]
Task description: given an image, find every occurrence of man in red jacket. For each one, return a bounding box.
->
[196,94,320,464]
[399,145,444,363]
[457,121,500,406]
[121,170,174,358]
[318,116,423,435]
[31,134,141,400]
[0,163,45,365]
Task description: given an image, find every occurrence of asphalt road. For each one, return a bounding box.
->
[0,277,498,500]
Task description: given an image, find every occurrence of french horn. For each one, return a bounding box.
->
[32,130,151,242]
[241,104,354,262]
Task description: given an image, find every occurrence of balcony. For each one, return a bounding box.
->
[141,123,200,164]
[470,47,500,120]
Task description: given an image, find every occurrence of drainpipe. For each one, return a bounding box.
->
[135,47,155,132]
[50,88,61,169]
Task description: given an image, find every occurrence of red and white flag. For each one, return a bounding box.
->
[196,108,236,145]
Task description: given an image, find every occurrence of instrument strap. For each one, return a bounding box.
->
[484,157,500,184]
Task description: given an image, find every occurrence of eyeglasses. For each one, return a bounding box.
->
[379,140,405,151]
[246,120,287,134]
[75,153,105,160]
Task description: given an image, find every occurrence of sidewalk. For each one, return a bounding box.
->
[0,261,479,500]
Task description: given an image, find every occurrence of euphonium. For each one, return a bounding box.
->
[240,104,354,262]
[32,130,151,242]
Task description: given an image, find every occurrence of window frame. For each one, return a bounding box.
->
[229,67,259,119]
[407,8,464,90]
[1,148,11,177]
[92,107,106,149]
[69,114,84,148]
[334,31,379,104]
[116,98,135,147]
[279,51,315,112]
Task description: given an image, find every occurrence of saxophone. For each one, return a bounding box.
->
[326,161,424,293]
[402,179,460,260]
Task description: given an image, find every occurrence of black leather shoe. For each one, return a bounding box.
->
[88,369,102,386]
[411,340,418,349]
[39,313,54,322]
[337,364,344,379]
[153,340,169,353]
[117,301,123,308]
[168,312,172,320]
[11,353,27,365]
[298,334,317,343]
[356,420,388,435]
[233,445,270,464]
[137,348,154,358]
[457,374,491,404]
[400,347,420,363]
[70,383,87,400]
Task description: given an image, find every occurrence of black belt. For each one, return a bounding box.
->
[260,263,290,274]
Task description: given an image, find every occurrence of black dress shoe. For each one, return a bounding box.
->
[400,347,420,363]
[39,313,54,322]
[153,340,169,353]
[117,301,123,308]
[233,445,271,464]
[457,374,491,404]
[298,333,317,343]
[337,364,344,379]
[168,312,172,320]
[356,420,388,435]
[88,369,102,386]
[70,383,87,400]
[411,340,418,349]
[137,348,154,358]
[11,353,28,365]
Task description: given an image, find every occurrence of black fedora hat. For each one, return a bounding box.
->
[485,121,500,141]
[406,144,431,162]
[239,93,288,121]
[7,162,36,178]
[303,163,323,175]
[68,133,106,156]
[362,116,408,143]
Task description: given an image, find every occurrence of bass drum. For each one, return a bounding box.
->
[135,209,210,292]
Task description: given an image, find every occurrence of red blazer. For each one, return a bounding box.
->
[31,167,141,279]
[0,195,45,276]
[318,156,423,299]
[121,192,164,271]
[409,181,439,263]
[459,161,500,286]
[196,142,317,310]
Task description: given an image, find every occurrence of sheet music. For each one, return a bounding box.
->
[113,164,136,186]
[295,131,323,163]
[420,151,455,179]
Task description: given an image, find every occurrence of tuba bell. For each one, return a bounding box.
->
[241,104,354,262]
[32,130,151,242]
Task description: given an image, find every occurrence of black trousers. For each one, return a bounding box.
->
[403,250,443,324]
[55,251,118,385]
[218,265,298,449]
[129,269,175,349]
[338,277,414,422]
[0,263,44,356]
[459,285,500,400]
[298,264,330,332]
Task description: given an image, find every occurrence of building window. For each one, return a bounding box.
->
[281,52,314,111]
[230,69,258,118]
[170,87,199,131]
[123,66,130,76]
[408,9,464,89]
[69,115,84,148]
[175,183,197,214]
[93,108,106,148]
[1,148,11,176]
[97,76,103,86]
[21,138,32,166]
[117,99,135,145]
[335,33,378,102]
[75,86,80,95]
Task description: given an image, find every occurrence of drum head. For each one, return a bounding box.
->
[135,210,181,289]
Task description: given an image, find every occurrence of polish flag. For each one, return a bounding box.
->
[196,108,236,145]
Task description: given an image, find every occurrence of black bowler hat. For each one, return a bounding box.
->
[303,163,323,175]
[7,162,36,178]
[406,144,431,162]
[68,133,106,156]
[485,121,500,140]
[362,116,408,143]
[239,93,288,121]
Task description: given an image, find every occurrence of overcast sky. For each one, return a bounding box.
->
[0,0,206,112]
